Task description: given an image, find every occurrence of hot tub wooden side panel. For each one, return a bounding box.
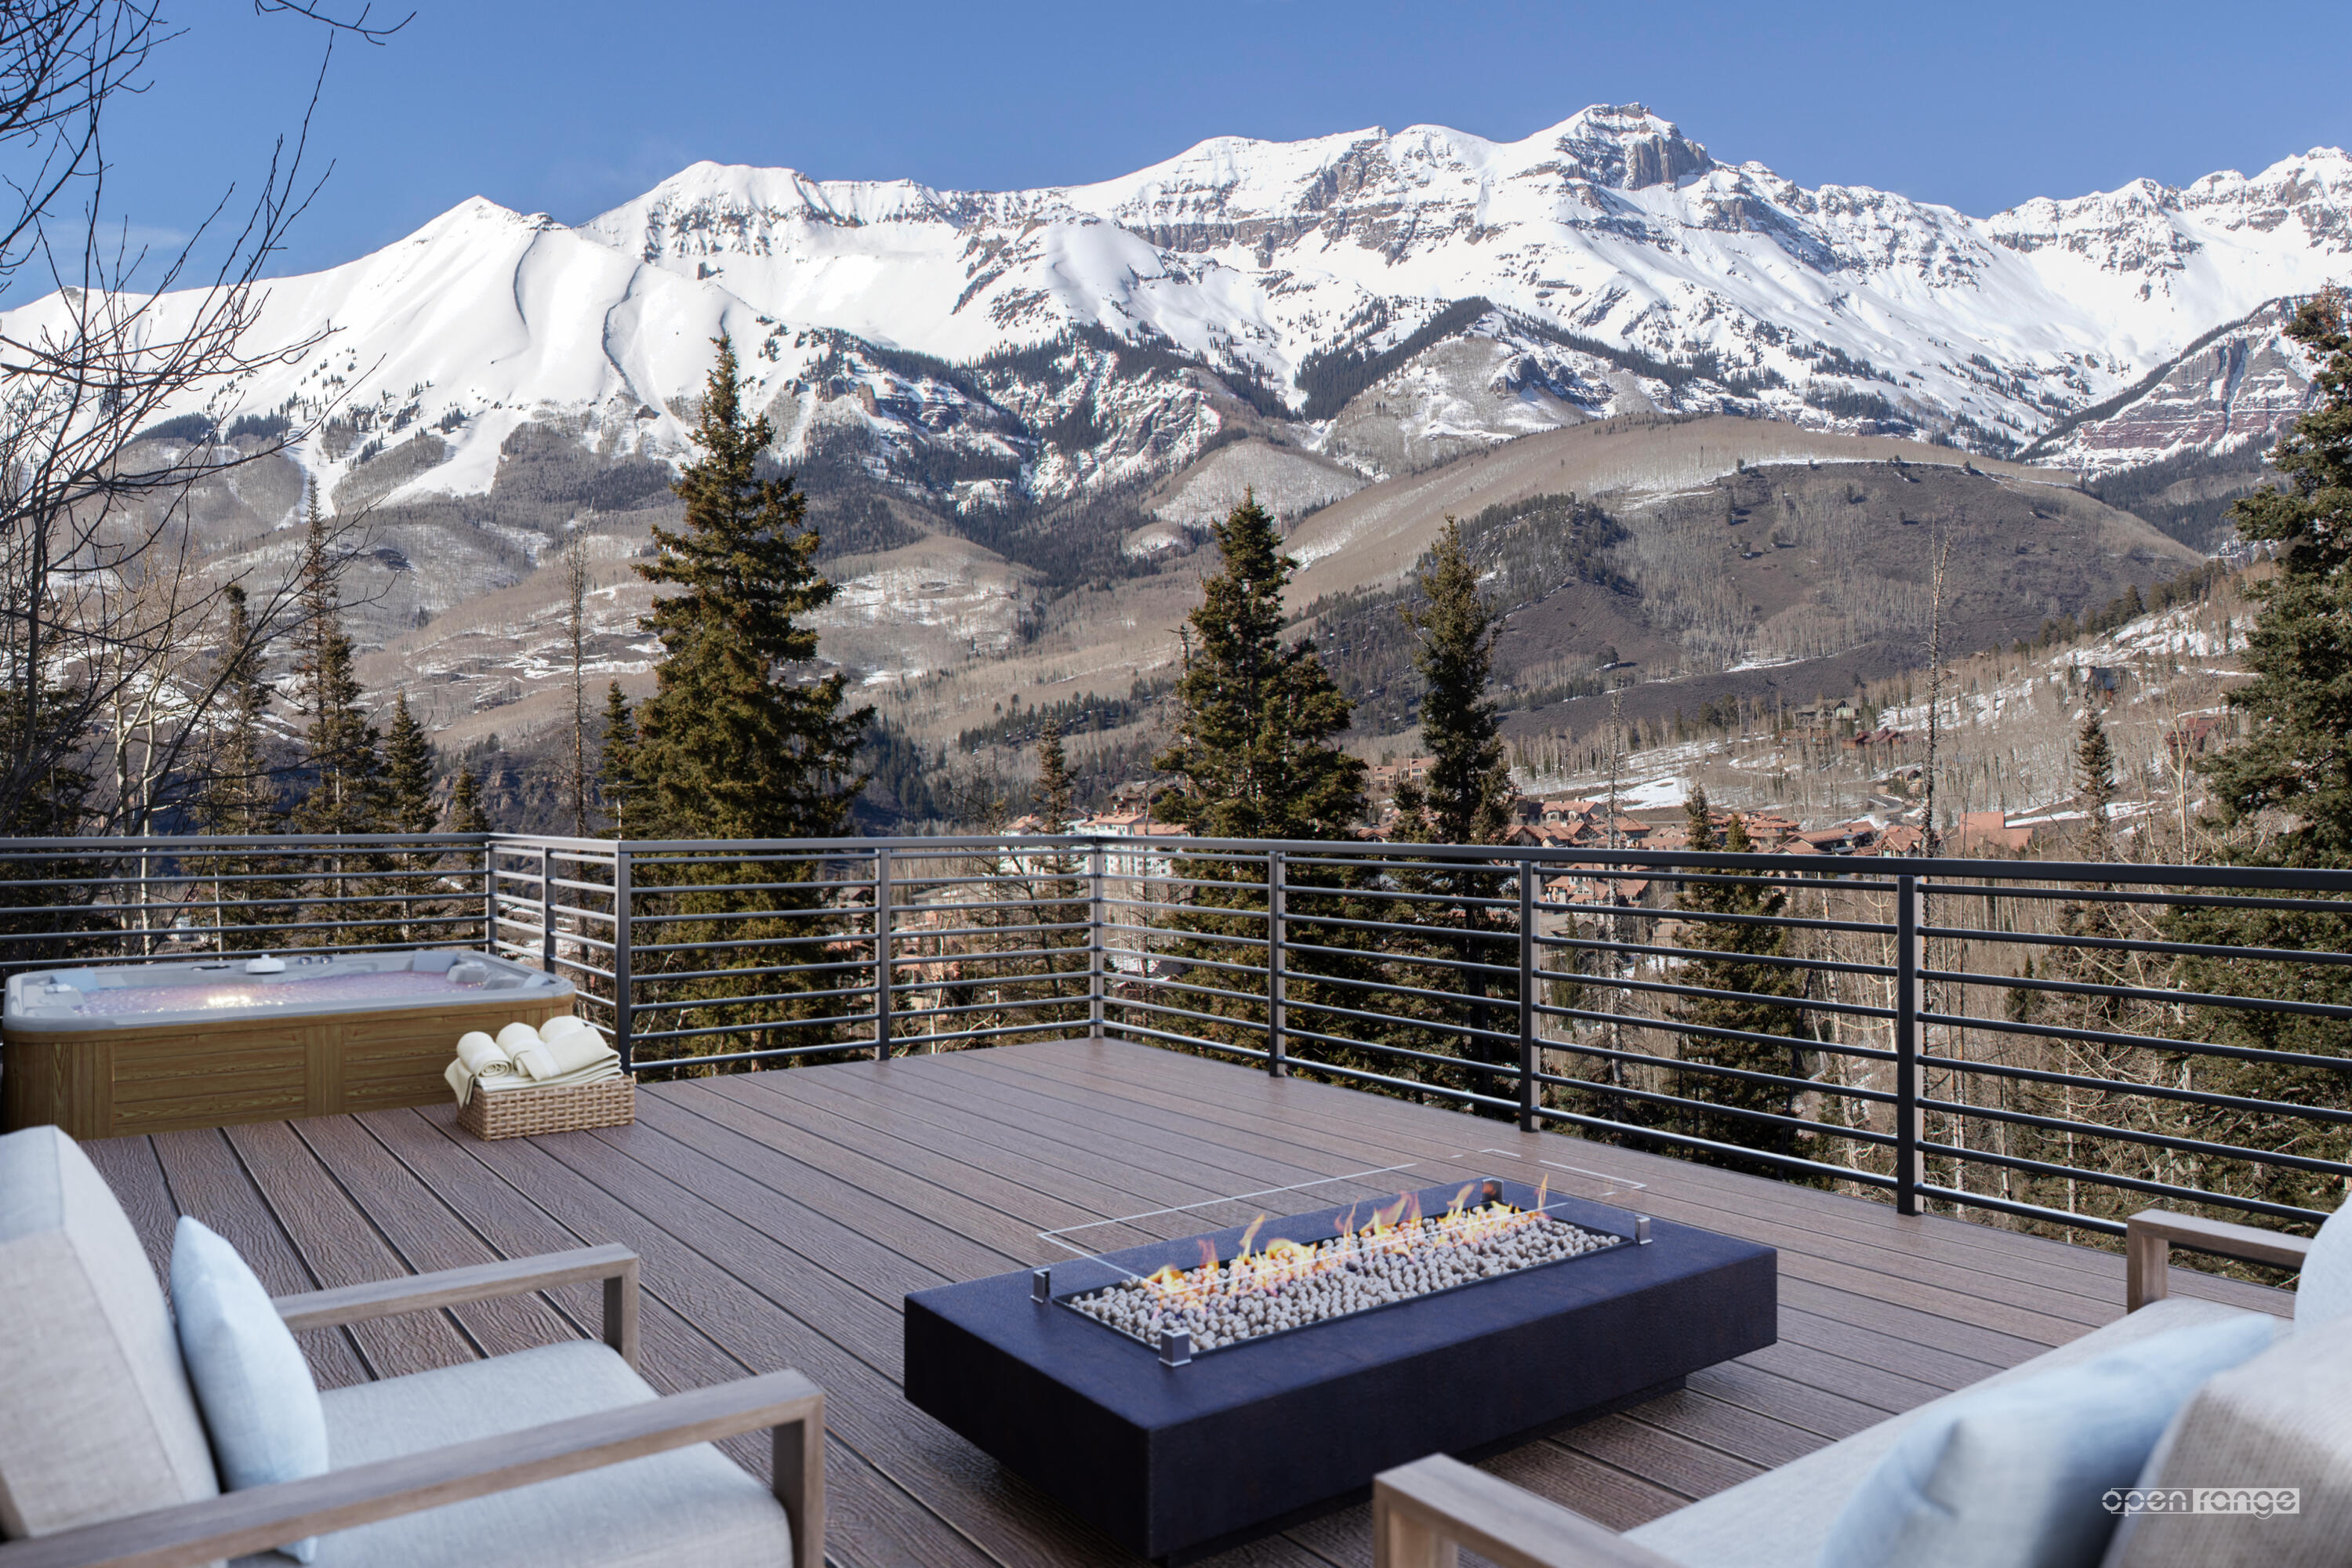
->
[2,993,571,1138]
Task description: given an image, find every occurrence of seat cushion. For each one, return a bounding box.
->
[0,1126,220,1540]
[172,1218,329,1562]
[1815,1312,2275,1568]
[2105,1314,2352,1567]
[1623,1295,2261,1568]
[234,1341,789,1568]
[2292,1201,2352,1329]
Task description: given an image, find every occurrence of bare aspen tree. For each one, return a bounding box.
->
[0,2,405,837]
[1921,525,1953,855]
[563,523,593,834]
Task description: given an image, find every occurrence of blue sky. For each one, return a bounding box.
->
[99,0,2352,278]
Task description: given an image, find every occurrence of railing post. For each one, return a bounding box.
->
[1894,873,1920,1216]
[874,844,894,1062]
[1518,860,1537,1133]
[1266,850,1287,1077]
[1087,845,1106,1037]
[539,844,557,973]
[612,848,634,1073]
[481,840,499,952]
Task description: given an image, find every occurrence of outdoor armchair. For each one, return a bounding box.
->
[0,1124,822,1568]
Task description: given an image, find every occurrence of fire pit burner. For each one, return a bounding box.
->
[1066,1181,1621,1352]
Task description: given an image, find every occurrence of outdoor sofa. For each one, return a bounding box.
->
[1374,1209,2344,1567]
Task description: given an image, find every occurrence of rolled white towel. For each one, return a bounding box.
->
[535,1028,616,1078]
[510,1040,560,1080]
[443,1058,475,1106]
[454,1032,514,1080]
[538,1014,594,1043]
[495,1022,543,1055]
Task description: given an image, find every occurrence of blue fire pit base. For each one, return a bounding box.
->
[903,1181,1776,1562]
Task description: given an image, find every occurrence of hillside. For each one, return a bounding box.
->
[42,102,2347,826]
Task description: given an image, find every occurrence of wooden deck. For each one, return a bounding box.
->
[85,1036,2290,1568]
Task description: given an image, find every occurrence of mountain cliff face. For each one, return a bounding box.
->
[15,102,2347,539]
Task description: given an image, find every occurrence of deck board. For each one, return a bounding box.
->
[85,1035,2293,1568]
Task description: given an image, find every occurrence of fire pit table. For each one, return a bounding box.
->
[906,1174,1775,1563]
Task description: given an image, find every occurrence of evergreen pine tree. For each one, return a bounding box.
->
[1155,493,1365,839]
[1668,789,1816,1172]
[1390,517,1515,845]
[445,765,491,833]
[289,485,382,835]
[597,681,639,837]
[2164,290,2352,1215]
[200,584,278,837]
[1383,517,1522,1097]
[2200,289,2352,864]
[1034,719,1075,832]
[2074,707,2117,863]
[380,692,437,835]
[632,339,869,840]
[196,583,285,949]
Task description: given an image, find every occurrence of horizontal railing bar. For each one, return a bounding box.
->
[1926,967,2352,1022]
[1537,932,1896,980]
[1915,1052,2352,1126]
[1917,1008,2352,1073]
[1918,923,2352,968]
[1535,1000,1900,1063]
[1532,1034,1897,1102]
[1560,967,1892,1022]
[1918,1094,2352,1180]
[1528,1099,1901,1186]
[1916,1138,2331,1227]
[1099,1018,1272,1062]
[1910,1184,2128,1239]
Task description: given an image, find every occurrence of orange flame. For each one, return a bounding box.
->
[1130,1185,1562,1315]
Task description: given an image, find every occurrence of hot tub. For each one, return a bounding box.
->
[2,949,575,1139]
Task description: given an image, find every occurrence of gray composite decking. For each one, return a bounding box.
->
[85,1035,2290,1568]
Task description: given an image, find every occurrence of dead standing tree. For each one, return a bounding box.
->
[0,3,402,850]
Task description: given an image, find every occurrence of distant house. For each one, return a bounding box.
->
[2166,713,2228,758]
[1790,822,1878,855]
[1872,824,1929,857]
[1947,811,2034,855]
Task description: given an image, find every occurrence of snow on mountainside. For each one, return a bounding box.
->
[14,103,2350,530]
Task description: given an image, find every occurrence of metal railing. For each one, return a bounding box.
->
[2,829,2348,1250]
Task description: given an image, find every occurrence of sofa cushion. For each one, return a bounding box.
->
[1813,1312,2275,1568]
[230,1340,789,1568]
[2103,1314,2352,1567]
[0,1125,220,1541]
[2291,1202,2352,1329]
[172,1218,330,1562]
[1622,1295,2259,1568]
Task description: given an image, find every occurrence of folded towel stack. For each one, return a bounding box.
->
[444,1015,622,1105]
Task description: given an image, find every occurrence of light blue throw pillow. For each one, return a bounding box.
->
[170,1217,329,1563]
[1816,1312,2277,1568]
[2294,1203,2352,1327]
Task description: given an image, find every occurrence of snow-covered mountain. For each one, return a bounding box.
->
[21,103,2351,529]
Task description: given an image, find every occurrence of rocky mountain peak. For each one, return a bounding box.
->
[1544,103,1712,189]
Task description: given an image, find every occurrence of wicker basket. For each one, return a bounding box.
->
[459,1076,634,1140]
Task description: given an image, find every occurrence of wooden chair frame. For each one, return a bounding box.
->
[0,1244,823,1568]
[1372,1206,2317,1566]
[2125,1207,2310,1312]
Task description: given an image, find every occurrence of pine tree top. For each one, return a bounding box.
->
[1155,492,1364,840]
[630,339,870,840]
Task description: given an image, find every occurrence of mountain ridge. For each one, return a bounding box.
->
[13,101,2343,535]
